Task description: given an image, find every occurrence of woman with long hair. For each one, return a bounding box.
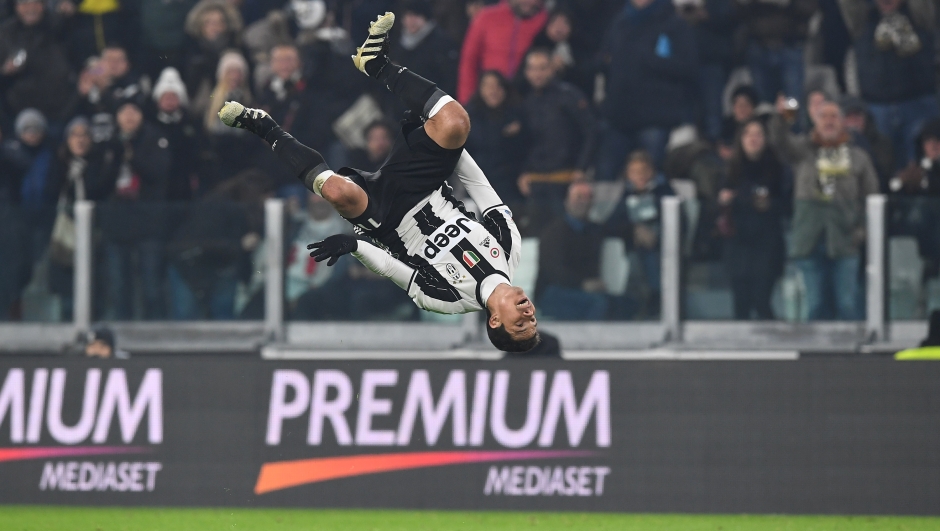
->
[718,118,789,319]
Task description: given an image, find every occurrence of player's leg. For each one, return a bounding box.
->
[352,12,469,149]
[218,102,368,218]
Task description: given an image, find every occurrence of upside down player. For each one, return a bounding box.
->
[219,12,539,351]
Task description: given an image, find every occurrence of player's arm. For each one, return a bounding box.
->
[455,150,503,213]
[308,235,414,290]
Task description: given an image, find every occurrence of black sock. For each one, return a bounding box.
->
[268,127,331,190]
[364,54,390,79]
[377,64,446,118]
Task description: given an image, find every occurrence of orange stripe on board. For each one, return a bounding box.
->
[254,450,593,495]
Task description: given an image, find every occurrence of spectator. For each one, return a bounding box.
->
[887,118,940,279]
[203,50,256,190]
[100,45,150,104]
[286,194,353,320]
[0,0,74,125]
[165,180,262,320]
[839,0,937,168]
[517,48,596,233]
[182,0,244,118]
[734,0,818,104]
[64,57,118,145]
[457,0,547,103]
[0,108,54,318]
[465,70,526,214]
[769,98,879,320]
[841,95,894,187]
[98,100,170,320]
[138,0,199,77]
[676,0,735,141]
[717,119,787,319]
[389,0,458,102]
[529,9,592,97]
[596,0,697,179]
[719,85,760,158]
[150,67,200,201]
[257,44,312,145]
[607,150,676,316]
[535,182,608,320]
[83,325,129,358]
[346,120,394,173]
[45,116,121,317]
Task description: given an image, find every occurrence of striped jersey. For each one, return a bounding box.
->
[358,185,521,314]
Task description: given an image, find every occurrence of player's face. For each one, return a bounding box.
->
[492,286,538,341]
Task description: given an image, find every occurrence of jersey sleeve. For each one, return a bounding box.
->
[481,205,522,278]
[353,240,480,315]
[455,150,503,213]
[352,241,415,291]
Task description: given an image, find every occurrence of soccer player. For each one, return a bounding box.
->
[219,12,539,352]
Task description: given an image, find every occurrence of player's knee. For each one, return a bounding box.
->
[435,104,470,148]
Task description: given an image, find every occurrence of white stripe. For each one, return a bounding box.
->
[428,95,455,119]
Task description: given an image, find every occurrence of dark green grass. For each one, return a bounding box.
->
[2,507,938,531]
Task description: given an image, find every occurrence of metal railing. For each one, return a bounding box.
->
[0,194,923,355]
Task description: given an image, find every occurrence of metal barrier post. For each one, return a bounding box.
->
[661,196,682,342]
[866,194,887,342]
[264,199,285,342]
[73,201,94,335]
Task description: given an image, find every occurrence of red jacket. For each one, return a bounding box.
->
[457,2,548,102]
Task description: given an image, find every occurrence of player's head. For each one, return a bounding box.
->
[486,285,540,352]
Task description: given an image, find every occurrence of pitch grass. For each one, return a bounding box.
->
[2,506,938,531]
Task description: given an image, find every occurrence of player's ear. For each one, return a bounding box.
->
[488,311,500,329]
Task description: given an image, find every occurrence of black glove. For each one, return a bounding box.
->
[307,234,358,266]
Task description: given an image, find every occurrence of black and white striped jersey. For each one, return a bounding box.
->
[350,151,522,314]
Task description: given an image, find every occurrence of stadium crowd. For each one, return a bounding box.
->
[0,0,939,323]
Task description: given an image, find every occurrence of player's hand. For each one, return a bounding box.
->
[307,234,358,266]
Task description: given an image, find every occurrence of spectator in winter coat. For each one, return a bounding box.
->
[45,117,121,316]
[769,97,879,320]
[518,48,596,233]
[457,0,548,103]
[151,67,200,200]
[63,57,117,145]
[346,120,395,174]
[389,0,459,105]
[887,118,940,278]
[719,85,760,159]
[718,119,788,319]
[676,0,735,142]
[203,50,258,190]
[596,0,698,179]
[840,95,894,188]
[734,0,818,103]
[98,99,171,320]
[100,45,150,106]
[536,182,608,320]
[138,0,198,77]
[606,150,676,316]
[0,0,74,125]
[465,70,526,217]
[839,0,937,168]
[529,8,594,98]
[182,0,245,119]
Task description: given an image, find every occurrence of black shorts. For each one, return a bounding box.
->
[338,121,462,238]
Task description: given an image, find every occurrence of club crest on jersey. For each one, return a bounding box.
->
[490,247,500,259]
[462,250,481,268]
[480,237,490,248]
[445,263,460,282]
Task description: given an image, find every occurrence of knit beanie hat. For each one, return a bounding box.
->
[152,67,190,107]
[15,108,47,137]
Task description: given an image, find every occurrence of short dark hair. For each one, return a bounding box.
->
[486,310,541,353]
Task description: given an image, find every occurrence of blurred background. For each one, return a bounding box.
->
[0,0,938,356]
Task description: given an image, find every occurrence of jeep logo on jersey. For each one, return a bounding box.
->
[422,216,474,263]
